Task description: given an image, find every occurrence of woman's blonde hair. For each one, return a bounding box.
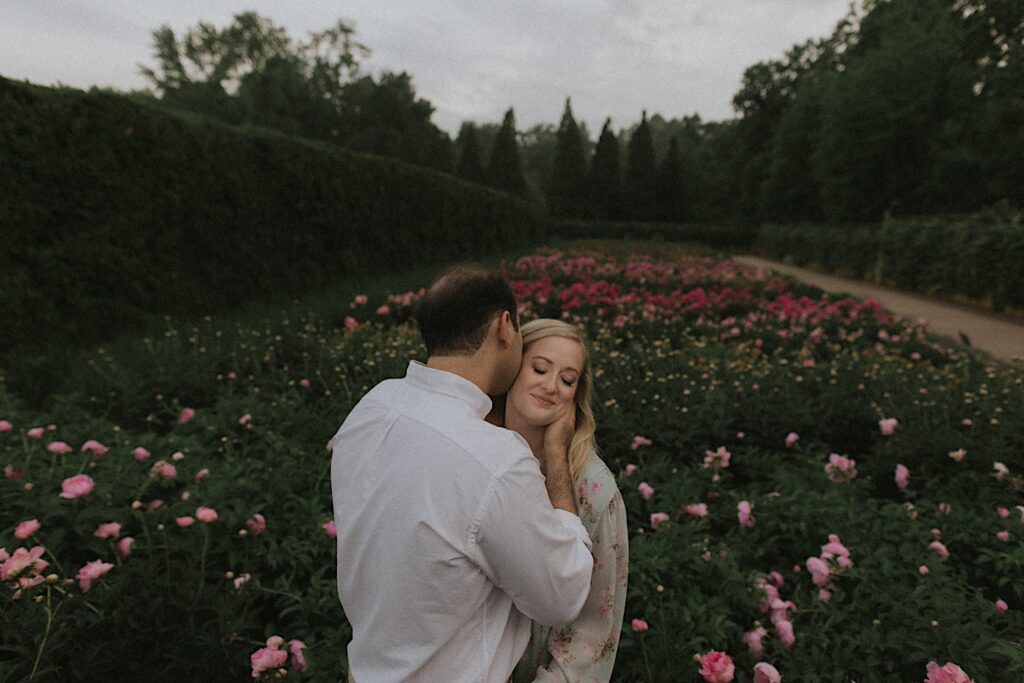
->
[520,319,598,481]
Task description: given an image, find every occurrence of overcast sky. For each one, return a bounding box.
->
[1,0,854,135]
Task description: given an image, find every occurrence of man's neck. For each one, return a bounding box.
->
[426,355,491,396]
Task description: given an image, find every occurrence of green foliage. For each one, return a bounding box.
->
[624,112,658,221]
[551,221,757,250]
[486,108,528,198]
[548,99,588,219]
[588,119,623,221]
[757,224,881,278]
[655,137,685,223]
[0,77,544,362]
[455,123,487,185]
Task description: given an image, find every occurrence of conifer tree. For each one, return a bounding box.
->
[486,108,528,198]
[455,122,487,185]
[625,111,658,220]
[588,119,622,220]
[548,98,588,218]
[656,136,685,221]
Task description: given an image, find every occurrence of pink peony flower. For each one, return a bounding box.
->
[195,467,210,482]
[246,513,266,535]
[993,462,1010,480]
[624,463,637,476]
[879,418,899,436]
[149,461,177,480]
[322,520,337,538]
[699,651,735,683]
[754,662,782,683]
[238,413,252,425]
[806,557,830,586]
[818,588,832,602]
[685,503,709,518]
[997,507,1010,519]
[299,378,310,388]
[47,441,72,455]
[250,646,288,678]
[938,502,952,515]
[118,537,135,559]
[27,427,44,439]
[775,617,795,649]
[80,439,108,456]
[650,512,670,530]
[60,474,94,499]
[1,546,48,584]
[995,599,1008,613]
[948,448,967,462]
[919,565,930,576]
[195,506,218,523]
[768,571,784,588]
[997,530,1009,542]
[4,464,23,480]
[743,627,767,658]
[376,304,390,315]
[178,407,195,424]
[820,534,852,567]
[928,541,950,560]
[703,446,732,470]
[895,464,910,491]
[825,453,857,483]
[638,482,654,501]
[785,432,799,448]
[14,519,40,540]
[94,522,121,539]
[234,572,252,589]
[344,316,360,331]
[76,559,113,592]
[176,516,195,528]
[737,500,756,528]
[0,420,11,432]
[132,447,151,462]
[630,435,653,450]
[289,639,308,672]
[924,661,974,683]
[631,618,649,633]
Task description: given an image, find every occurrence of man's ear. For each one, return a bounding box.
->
[496,311,514,348]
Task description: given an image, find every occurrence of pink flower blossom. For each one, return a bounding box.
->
[376,304,390,315]
[806,557,830,586]
[685,503,709,518]
[132,447,151,462]
[737,500,756,528]
[234,572,252,589]
[178,408,195,425]
[47,441,72,455]
[344,316,360,331]
[246,513,266,535]
[820,534,852,567]
[149,461,177,480]
[928,541,950,560]
[80,439,108,456]
[176,516,195,528]
[76,559,113,592]
[753,662,782,683]
[699,651,735,683]
[1,546,48,584]
[118,537,135,559]
[94,522,121,539]
[768,571,784,588]
[250,645,288,678]
[195,468,210,482]
[993,462,1010,480]
[195,506,218,523]
[14,519,40,540]
[785,432,799,448]
[624,463,637,476]
[27,427,44,439]
[997,530,1009,542]
[743,627,767,658]
[650,512,670,530]
[0,420,11,432]
[638,482,655,501]
[238,413,252,425]
[322,520,337,538]
[299,378,310,388]
[879,418,899,436]
[825,453,857,483]
[4,465,23,480]
[919,565,930,576]
[60,474,94,499]
[924,661,974,683]
[703,446,732,470]
[630,435,653,450]
[895,464,910,490]
[631,618,649,632]
[289,639,308,672]
[171,451,185,462]
[775,617,795,649]
[948,448,967,462]
[997,507,1010,519]
[818,588,832,602]
[995,599,1008,613]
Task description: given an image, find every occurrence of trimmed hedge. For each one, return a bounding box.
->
[550,220,758,249]
[0,77,543,359]
[758,216,1024,311]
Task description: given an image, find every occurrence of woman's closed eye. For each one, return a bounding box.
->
[533,366,576,387]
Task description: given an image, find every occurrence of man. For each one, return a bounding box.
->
[330,265,594,682]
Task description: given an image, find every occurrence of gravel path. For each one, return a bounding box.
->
[732,255,1024,363]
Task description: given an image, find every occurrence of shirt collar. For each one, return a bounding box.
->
[405,361,492,418]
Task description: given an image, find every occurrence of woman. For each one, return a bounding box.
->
[502,319,629,683]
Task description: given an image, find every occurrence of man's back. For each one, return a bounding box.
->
[330,362,593,683]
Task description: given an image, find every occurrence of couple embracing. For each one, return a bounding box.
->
[330,265,629,682]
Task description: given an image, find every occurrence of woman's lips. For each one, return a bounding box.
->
[531,393,556,406]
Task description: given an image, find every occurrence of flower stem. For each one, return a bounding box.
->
[30,587,54,679]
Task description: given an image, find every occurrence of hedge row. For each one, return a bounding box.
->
[0,77,544,360]
[758,216,1024,311]
[549,220,758,249]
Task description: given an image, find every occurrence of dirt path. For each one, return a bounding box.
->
[732,256,1024,363]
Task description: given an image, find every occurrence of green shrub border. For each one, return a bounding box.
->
[549,219,758,249]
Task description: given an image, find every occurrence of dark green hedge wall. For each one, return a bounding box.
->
[0,77,543,359]
[550,220,758,249]
[758,217,1024,311]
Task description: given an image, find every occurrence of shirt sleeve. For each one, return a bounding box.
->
[468,453,594,628]
[531,487,629,683]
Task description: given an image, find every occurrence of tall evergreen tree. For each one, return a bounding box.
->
[624,111,658,220]
[548,98,588,218]
[588,119,622,220]
[656,136,685,222]
[455,122,487,185]
[486,108,528,198]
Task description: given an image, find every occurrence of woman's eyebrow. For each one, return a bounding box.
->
[531,354,579,374]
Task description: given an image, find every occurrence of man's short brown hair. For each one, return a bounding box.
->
[415,265,519,357]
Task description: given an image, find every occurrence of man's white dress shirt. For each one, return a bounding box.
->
[330,361,594,683]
